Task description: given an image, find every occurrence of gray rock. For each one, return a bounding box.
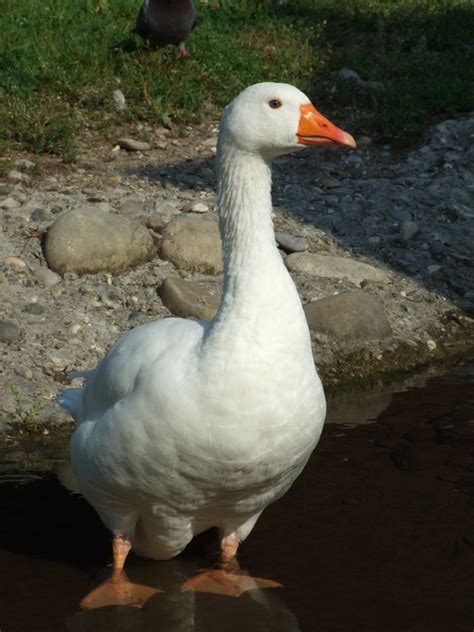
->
[15,366,33,380]
[275,231,308,253]
[31,208,51,222]
[117,199,144,216]
[8,170,28,182]
[190,202,209,214]
[400,220,419,241]
[15,158,36,170]
[23,303,44,315]
[1,197,20,210]
[117,138,151,152]
[159,277,220,320]
[304,291,392,342]
[338,68,362,83]
[44,208,155,275]
[159,216,223,275]
[35,268,61,286]
[113,89,126,112]
[390,208,412,222]
[0,321,22,342]
[286,253,387,284]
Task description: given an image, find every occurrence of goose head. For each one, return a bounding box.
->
[219,82,356,159]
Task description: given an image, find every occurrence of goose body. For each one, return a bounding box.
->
[59,83,355,605]
[133,0,197,55]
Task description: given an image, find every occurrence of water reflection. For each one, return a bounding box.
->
[67,561,300,632]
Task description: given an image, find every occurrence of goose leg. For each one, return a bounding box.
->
[177,41,190,58]
[181,533,282,597]
[80,535,162,609]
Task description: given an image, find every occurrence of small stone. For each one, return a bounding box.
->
[31,208,51,222]
[117,199,144,216]
[190,202,209,214]
[23,303,44,315]
[2,256,27,269]
[15,159,36,170]
[8,170,28,182]
[400,221,419,241]
[15,366,33,380]
[70,324,82,335]
[159,277,220,320]
[128,311,147,323]
[427,264,441,275]
[322,177,341,189]
[113,89,126,112]
[338,68,362,82]
[275,232,308,253]
[35,268,61,286]
[357,136,372,147]
[426,339,437,351]
[1,197,20,210]
[156,141,168,150]
[117,138,151,152]
[390,208,412,222]
[0,321,22,342]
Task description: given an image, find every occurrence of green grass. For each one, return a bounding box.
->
[0,0,472,154]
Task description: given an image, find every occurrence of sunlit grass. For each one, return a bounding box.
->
[0,0,472,154]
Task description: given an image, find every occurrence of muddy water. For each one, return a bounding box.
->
[0,365,473,632]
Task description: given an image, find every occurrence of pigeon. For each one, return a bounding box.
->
[133,0,197,57]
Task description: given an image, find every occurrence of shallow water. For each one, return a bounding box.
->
[0,364,473,632]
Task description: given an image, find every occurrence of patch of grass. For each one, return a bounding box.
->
[7,385,41,431]
[0,0,472,153]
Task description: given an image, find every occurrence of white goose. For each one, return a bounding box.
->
[59,83,355,608]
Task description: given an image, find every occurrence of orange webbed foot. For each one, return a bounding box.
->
[81,570,162,609]
[181,569,282,598]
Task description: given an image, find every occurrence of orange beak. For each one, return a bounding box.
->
[297,103,356,149]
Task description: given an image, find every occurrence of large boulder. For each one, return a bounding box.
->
[304,290,392,342]
[44,208,155,275]
[159,216,223,275]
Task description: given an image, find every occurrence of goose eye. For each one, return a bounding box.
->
[268,99,282,109]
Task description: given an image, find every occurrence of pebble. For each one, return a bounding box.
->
[426,339,437,351]
[322,177,341,189]
[15,366,33,380]
[400,221,419,241]
[31,208,51,222]
[337,68,362,82]
[1,197,20,210]
[8,170,28,182]
[23,303,45,315]
[427,264,441,275]
[117,138,151,152]
[390,208,412,222]
[190,202,209,214]
[113,89,126,112]
[15,159,36,170]
[2,256,27,269]
[0,321,22,342]
[117,199,144,216]
[275,231,308,253]
[35,268,61,286]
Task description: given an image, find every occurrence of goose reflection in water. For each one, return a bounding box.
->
[66,559,301,632]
